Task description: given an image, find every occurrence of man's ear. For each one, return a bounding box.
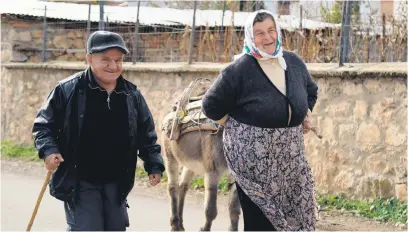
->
[86,54,92,65]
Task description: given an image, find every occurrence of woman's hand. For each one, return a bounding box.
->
[215,114,229,127]
[303,110,312,134]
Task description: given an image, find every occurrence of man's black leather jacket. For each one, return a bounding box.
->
[32,68,165,204]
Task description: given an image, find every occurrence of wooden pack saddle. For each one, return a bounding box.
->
[161,78,221,141]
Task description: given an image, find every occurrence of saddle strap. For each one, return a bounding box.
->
[180,124,219,136]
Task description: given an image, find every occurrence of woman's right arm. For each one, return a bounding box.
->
[202,68,238,122]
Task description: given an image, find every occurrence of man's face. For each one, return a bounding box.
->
[86,49,124,85]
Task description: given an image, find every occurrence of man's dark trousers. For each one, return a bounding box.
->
[64,181,129,231]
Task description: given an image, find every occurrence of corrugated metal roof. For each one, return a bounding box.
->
[1,0,341,31]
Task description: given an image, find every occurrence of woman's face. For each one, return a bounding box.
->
[253,18,278,55]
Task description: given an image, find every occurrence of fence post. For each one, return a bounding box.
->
[217,0,226,62]
[188,0,197,64]
[99,1,104,30]
[339,0,351,66]
[256,0,261,10]
[41,5,47,63]
[296,5,303,54]
[132,0,141,64]
[85,3,91,64]
[366,28,370,63]
[381,13,386,62]
[230,1,236,61]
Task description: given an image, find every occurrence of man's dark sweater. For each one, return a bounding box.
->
[78,74,129,183]
[202,51,318,128]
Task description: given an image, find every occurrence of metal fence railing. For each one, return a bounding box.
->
[1,0,407,64]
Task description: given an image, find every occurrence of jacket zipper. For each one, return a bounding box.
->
[107,92,111,110]
[88,84,129,110]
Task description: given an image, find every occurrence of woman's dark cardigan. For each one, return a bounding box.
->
[202,51,318,128]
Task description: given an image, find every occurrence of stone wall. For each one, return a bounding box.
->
[1,18,186,63]
[1,19,87,63]
[1,62,407,201]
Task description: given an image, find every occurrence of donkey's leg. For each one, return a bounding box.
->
[164,151,182,231]
[228,182,241,231]
[200,171,220,231]
[178,167,195,231]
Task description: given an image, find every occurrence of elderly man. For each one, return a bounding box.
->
[32,31,165,231]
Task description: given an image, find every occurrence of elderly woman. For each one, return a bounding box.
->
[202,10,318,231]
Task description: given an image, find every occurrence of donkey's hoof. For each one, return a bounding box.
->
[171,226,183,232]
[199,226,210,231]
[228,226,238,231]
[170,223,183,231]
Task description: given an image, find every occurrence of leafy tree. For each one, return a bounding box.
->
[320,0,361,23]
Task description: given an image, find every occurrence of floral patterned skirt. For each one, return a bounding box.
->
[223,117,316,231]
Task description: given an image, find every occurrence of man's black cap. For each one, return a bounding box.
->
[87,31,129,54]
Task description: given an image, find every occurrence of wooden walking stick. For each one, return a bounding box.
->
[26,170,52,231]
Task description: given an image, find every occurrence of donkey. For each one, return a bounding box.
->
[161,79,241,231]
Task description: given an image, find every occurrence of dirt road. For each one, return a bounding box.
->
[1,159,406,231]
[1,170,243,231]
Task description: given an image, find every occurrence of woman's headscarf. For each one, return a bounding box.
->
[234,10,287,70]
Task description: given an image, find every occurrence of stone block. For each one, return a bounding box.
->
[1,50,11,62]
[74,52,86,61]
[327,150,347,164]
[75,30,85,38]
[394,81,406,96]
[56,53,75,61]
[67,31,76,39]
[320,117,334,140]
[53,36,73,49]
[54,51,66,57]
[395,157,407,183]
[379,178,394,197]
[385,124,406,146]
[8,29,19,41]
[356,177,388,198]
[353,100,367,120]
[333,170,355,190]
[364,79,381,93]
[31,30,43,39]
[29,56,41,63]
[343,81,363,95]
[382,166,395,175]
[18,31,32,42]
[356,123,380,144]
[370,101,394,123]
[72,39,85,49]
[325,101,352,117]
[395,184,407,201]
[10,51,28,62]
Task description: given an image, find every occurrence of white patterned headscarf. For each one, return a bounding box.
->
[234,10,287,70]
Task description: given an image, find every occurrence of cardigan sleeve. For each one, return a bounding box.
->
[296,55,318,112]
[304,68,318,112]
[202,68,238,121]
[289,51,319,112]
